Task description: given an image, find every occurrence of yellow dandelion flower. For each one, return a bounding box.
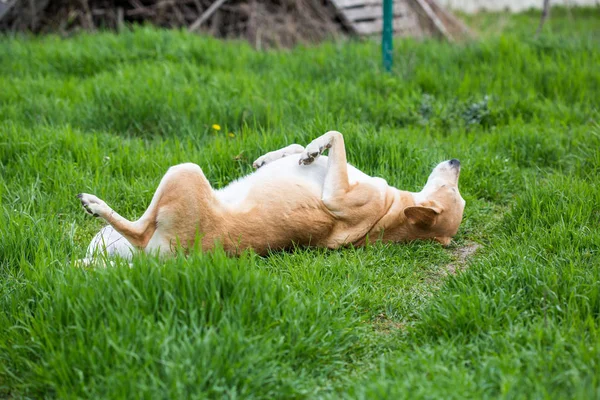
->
[212,124,221,131]
[228,132,235,138]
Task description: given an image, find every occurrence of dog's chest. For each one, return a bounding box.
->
[215,155,327,207]
[215,154,378,208]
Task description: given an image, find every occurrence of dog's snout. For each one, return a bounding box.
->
[449,159,460,167]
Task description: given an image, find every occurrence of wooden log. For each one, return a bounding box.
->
[412,0,451,40]
[423,0,471,37]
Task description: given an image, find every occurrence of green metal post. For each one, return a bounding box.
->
[382,0,393,72]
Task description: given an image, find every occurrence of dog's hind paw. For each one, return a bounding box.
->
[77,193,108,218]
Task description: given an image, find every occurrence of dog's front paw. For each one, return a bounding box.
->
[77,193,108,218]
[252,154,269,169]
[299,140,330,165]
[298,149,320,165]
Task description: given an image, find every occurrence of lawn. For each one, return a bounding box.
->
[1,7,599,399]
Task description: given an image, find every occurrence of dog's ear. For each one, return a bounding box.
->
[435,236,452,246]
[404,200,444,228]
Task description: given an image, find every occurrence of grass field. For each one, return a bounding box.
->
[1,7,599,399]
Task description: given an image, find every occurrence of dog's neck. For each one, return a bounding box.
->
[367,187,435,243]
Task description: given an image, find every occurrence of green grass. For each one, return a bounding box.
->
[462,6,600,39]
[1,8,600,399]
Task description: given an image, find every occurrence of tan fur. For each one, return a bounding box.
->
[78,131,465,257]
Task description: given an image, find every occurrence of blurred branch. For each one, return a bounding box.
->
[189,0,227,32]
[535,0,551,37]
[0,0,18,23]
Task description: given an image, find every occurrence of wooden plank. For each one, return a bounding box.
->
[331,0,382,9]
[329,0,446,38]
[341,3,408,22]
[331,0,360,33]
[354,16,418,35]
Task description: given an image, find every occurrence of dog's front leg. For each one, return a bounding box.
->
[299,131,350,202]
[252,144,305,169]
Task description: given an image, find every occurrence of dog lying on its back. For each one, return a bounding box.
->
[78,131,465,261]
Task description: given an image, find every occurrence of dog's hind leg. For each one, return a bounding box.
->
[77,193,157,249]
[78,163,220,253]
[252,144,305,169]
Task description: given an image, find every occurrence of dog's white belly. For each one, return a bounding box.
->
[215,154,372,207]
[85,225,135,260]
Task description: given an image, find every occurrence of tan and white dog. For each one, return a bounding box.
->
[78,131,465,261]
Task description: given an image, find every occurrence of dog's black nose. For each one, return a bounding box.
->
[449,159,461,167]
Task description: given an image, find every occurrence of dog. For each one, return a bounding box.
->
[77,131,465,261]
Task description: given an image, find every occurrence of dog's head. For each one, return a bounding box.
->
[405,159,465,246]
